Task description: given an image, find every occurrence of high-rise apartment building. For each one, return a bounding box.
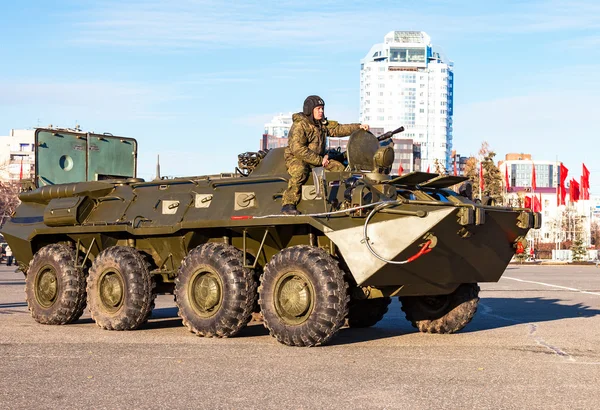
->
[360,31,454,172]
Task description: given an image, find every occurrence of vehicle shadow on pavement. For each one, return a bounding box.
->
[331,326,414,346]
[465,297,600,332]
[143,307,183,329]
[0,302,28,308]
[0,281,26,286]
[146,306,271,336]
[133,297,600,343]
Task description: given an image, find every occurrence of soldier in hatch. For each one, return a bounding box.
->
[281,95,369,215]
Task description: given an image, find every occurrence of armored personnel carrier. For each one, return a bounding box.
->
[2,127,539,347]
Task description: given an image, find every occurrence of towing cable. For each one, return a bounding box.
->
[362,202,434,265]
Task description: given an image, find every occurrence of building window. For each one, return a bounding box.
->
[389,47,426,63]
[19,143,29,151]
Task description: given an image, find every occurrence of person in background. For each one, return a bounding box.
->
[5,245,13,266]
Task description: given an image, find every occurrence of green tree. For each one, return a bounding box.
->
[462,142,503,203]
[571,216,588,262]
[482,151,503,204]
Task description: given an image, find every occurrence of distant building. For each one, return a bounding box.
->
[260,113,292,150]
[0,129,36,182]
[498,153,593,248]
[259,116,421,171]
[450,151,468,176]
[360,31,454,172]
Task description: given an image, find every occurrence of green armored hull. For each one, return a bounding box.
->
[2,129,539,346]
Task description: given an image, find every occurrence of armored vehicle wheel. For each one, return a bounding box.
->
[174,243,257,338]
[347,297,391,328]
[25,244,87,325]
[399,283,480,334]
[259,245,349,347]
[87,246,156,330]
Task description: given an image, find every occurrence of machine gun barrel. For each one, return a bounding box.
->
[377,126,405,142]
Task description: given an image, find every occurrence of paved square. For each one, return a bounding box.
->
[1,265,599,409]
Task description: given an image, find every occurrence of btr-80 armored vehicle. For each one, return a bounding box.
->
[2,126,539,346]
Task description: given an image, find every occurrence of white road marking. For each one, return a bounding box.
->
[502,276,600,296]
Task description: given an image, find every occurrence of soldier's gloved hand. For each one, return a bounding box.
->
[360,124,370,131]
[322,154,330,167]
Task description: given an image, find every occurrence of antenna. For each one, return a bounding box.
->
[156,155,161,180]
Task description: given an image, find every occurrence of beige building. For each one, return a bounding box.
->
[0,129,36,182]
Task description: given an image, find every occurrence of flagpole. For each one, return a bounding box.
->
[478,159,482,201]
[556,156,559,253]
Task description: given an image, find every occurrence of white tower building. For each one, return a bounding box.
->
[360,31,454,171]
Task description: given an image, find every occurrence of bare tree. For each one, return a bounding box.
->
[0,181,20,226]
[433,158,448,176]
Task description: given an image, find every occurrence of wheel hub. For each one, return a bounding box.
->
[99,270,124,313]
[274,272,314,325]
[35,266,58,308]
[190,271,222,317]
[421,295,451,315]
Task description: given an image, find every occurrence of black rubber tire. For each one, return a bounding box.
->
[399,283,480,334]
[87,246,156,330]
[174,243,257,338]
[347,297,391,328]
[259,245,349,347]
[25,244,87,325]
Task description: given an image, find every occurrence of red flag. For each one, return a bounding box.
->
[559,163,568,206]
[533,195,541,213]
[582,163,590,200]
[19,157,23,180]
[570,179,580,203]
[398,163,404,175]
[524,196,532,209]
[479,162,484,191]
[426,164,430,173]
[505,165,510,191]
[531,162,537,192]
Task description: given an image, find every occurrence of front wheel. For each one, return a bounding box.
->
[399,283,480,334]
[25,244,87,325]
[259,246,349,347]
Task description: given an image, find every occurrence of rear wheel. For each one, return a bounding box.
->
[259,246,349,347]
[87,246,156,330]
[174,243,257,338]
[25,244,87,325]
[399,283,480,334]
[347,297,391,328]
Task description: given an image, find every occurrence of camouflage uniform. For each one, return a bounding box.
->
[282,113,360,206]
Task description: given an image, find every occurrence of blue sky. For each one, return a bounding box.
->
[1,0,599,190]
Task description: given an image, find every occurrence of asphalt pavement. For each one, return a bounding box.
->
[1,264,599,409]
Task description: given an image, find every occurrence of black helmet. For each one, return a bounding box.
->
[303,95,325,116]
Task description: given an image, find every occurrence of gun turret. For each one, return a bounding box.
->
[346,126,405,178]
